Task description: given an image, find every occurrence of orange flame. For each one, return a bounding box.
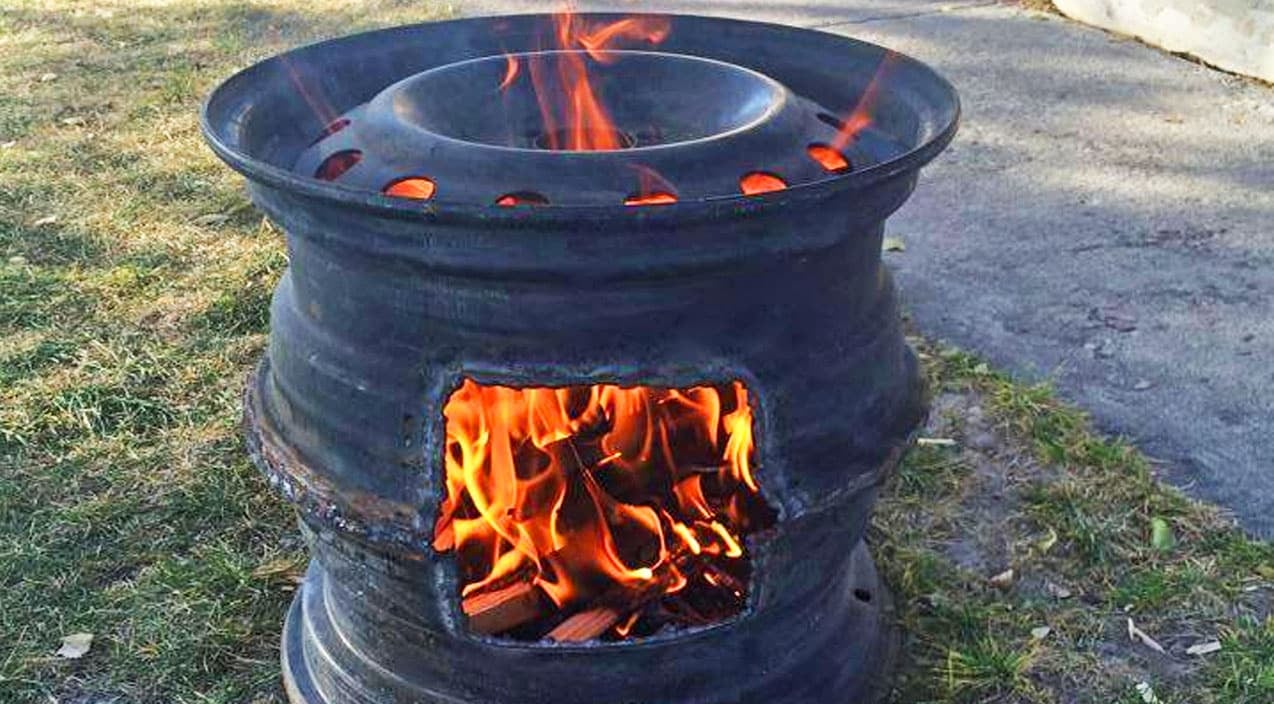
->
[508,9,670,151]
[575,16,671,62]
[435,379,774,638]
[279,54,339,131]
[830,51,898,151]
[625,164,678,206]
[499,55,521,90]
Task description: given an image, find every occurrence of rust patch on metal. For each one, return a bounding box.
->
[242,361,425,549]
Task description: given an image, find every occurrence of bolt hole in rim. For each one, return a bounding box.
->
[314,149,362,181]
[309,117,351,146]
[495,191,550,207]
[383,176,436,200]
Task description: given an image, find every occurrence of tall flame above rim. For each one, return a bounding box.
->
[500,8,671,151]
[829,51,898,151]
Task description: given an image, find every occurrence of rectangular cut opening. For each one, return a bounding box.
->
[433,379,777,642]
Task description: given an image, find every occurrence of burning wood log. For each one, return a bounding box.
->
[547,606,622,642]
[661,596,713,626]
[547,546,704,642]
[703,561,746,596]
[432,521,455,552]
[462,581,547,635]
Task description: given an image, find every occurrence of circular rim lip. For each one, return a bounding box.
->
[389,49,789,155]
[199,13,961,219]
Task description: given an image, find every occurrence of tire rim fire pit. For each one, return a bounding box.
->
[201,11,958,703]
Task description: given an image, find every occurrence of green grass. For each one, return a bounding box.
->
[1211,617,1274,702]
[0,2,452,702]
[874,344,1274,703]
[0,2,1269,703]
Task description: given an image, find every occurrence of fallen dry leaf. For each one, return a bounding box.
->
[989,568,1015,590]
[1185,640,1221,656]
[1135,681,1162,704]
[1035,527,1058,554]
[1045,581,1073,599]
[1127,618,1166,654]
[916,437,956,447]
[1030,625,1051,640]
[55,632,93,659]
[1150,517,1174,552]
[1,140,15,149]
[193,213,231,226]
[252,556,306,585]
[40,72,59,82]
[32,215,58,227]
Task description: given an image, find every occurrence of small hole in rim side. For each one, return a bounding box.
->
[739,172,787,196]
[807,143,852,173]
[496,191,550,207]
[384,177,437,200]
[817,111,847,131]
[314,150,362,181]
[624,192,678,206]
[309,118,351,146]
[853,588,872,603]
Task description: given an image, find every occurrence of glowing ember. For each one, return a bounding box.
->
[511,11,670,151]
[384,177,436,200]
[435,380,776,641]
[739,172,787,195]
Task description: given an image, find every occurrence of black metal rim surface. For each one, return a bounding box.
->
[279,541,899,704]
[200,12,960,222]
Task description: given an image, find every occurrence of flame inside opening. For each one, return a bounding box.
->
[435,379,776,642]
[495,191,549,207]
[314,150,361,181]
[624,192,678,206]
[739,172,787,195]
[384,177,436,200]
[807,144,851,173]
